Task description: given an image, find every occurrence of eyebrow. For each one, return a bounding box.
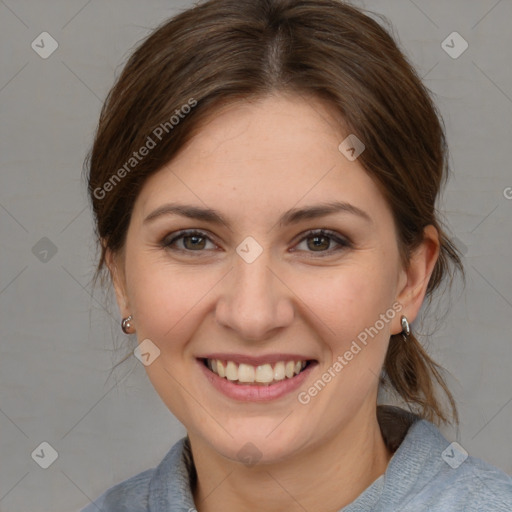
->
[143,200,372,228]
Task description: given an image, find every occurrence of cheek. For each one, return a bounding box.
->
[123,251,208,352]
[126,254,398,348]
[303,262,397,341]
[300,262,398,399]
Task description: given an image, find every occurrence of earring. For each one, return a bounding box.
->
[400,315,410,340]
[121,315,135,334]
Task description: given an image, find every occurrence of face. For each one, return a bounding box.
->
[109,93,431,465]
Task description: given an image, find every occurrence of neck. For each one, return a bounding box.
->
[189,405,393,512]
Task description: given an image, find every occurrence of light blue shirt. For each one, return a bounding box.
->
[81,407,512,511]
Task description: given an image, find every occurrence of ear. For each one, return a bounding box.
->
[394,225,440,332]
[104,243,131,318]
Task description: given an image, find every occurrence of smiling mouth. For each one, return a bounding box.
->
[201,358,314,385]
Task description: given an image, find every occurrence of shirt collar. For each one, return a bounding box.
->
[148,405,425,511]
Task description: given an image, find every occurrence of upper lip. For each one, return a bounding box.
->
[197,353,316,366]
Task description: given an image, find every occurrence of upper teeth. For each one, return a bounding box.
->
[206,359,307,384]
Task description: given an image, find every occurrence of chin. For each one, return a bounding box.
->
[196,418,310,466]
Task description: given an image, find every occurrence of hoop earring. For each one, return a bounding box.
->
[121,315,135,334]
[400,315,410,340]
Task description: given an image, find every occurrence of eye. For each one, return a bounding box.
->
[292,229,351,255]
[160,230,217,252]
[160,228,351,256]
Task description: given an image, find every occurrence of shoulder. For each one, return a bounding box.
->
[458,457,512,510]
[80,467,154,512]
[79,436,192,512]
[416,452,512,511]
[397,419,512,511]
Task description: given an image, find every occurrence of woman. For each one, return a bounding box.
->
[82,0,512,510]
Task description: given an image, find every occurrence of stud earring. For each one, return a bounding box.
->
[121,315,135,334]
[400,315,410,340]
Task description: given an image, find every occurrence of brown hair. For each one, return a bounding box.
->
[86,0,464,424]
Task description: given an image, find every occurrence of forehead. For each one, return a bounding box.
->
[135,94,390,226]
[174,94,346,171]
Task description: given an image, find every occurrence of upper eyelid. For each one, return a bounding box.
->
[162,229,218,245]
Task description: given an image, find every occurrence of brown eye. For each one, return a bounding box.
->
[161,230,216,252]
[294,229,351,255]
[307,234,331,251]
[182,234,207,250]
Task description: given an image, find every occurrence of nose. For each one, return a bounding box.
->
[215,250,295,341]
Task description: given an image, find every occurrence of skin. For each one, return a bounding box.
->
[106,93,440,512]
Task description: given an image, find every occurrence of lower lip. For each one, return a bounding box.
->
[197,359,316,402]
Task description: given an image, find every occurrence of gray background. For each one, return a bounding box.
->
[0,0,511,510]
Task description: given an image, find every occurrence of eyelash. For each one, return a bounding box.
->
[160,229,352,257]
